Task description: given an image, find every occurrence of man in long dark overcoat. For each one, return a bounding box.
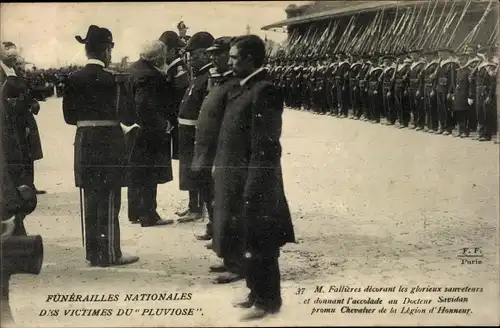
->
[191,36,244,284]
[176,32,214,222]
[63,25,138,266]
[213,35,295,320]
[127,40,177,227]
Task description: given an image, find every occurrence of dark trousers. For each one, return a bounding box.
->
[436,92,453,132]
[193,170,214,234]
[395,91,410,126]
[411,91,426,128]
[245,250,281,310]
[384,93,396,123]
[454,109,474,135]
[425,90,439,131]
[477,97,496,138]
[369,92,380,122]
[84,187,122,265]
[128,184,157,220]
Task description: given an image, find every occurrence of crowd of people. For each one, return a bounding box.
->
[268,45,498,142]
[1,22,294,322]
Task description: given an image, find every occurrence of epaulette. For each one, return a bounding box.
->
[103,68,117,75]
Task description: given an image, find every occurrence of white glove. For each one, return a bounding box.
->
[166,121,174,134]
[468,98,474,105]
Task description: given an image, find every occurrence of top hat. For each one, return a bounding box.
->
[184,32,214,52]
[159,31,185,49]
[206,36,233,53]
[75,25,114,47]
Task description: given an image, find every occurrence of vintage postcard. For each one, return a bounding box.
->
[1,1,499,327]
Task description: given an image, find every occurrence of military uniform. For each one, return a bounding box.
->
[394,58,411,128]
[475,59,497,141]
[382,59,396,125]
[367,62,383,123]
[349,59,363,119]
[423,56,439,132]
[452,56,479,137]
[336,57,350,117]
[177,32,215,220]
[408,56,426,130]
[63,26,138,266]
[435,51,459,135]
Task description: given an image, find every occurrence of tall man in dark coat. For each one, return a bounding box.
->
[127,41,178,227]
[191,37,244,284]
[176,32,214,223]
[1,48,39,236]
[63,25,138,266]
[214,34,295,320]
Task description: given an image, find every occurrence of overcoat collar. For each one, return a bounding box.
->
[240,67,266,86]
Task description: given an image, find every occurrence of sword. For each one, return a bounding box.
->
[79,187,85,247]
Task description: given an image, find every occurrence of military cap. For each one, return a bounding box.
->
[75,25,114,47]
[184,32,214,52]
[159,31,185,49]
[206,36,233,53]
[478,44,497,53]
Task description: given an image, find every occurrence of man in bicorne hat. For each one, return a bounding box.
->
[63,25,138,266]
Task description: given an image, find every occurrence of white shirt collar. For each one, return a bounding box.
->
[1,61,17,77]
[86,59,105,67]
[240,67,266,86]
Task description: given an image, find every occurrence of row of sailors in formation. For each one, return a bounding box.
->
[267,46,498,142]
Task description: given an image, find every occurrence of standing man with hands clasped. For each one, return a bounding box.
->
[62,25,138,267]
[191,37,245,285]
[213,34,295,320]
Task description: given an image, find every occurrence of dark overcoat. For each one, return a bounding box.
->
[128,59,178,185]
[191,73,240,173]
[212,69,295,258]
[177,64,211,191]
[1,76,32,189]
[62,62,134,188]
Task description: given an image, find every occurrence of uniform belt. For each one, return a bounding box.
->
[178,118,198,126]
[77,120,119,127]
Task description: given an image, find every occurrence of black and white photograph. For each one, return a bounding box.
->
[1,1,499,326]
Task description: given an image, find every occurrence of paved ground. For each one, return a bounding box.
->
[6,98,499,327]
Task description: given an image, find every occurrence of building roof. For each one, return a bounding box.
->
[261,0,488,30]
[262,1,400,30]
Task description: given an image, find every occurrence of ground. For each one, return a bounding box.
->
[6,98,499,327]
